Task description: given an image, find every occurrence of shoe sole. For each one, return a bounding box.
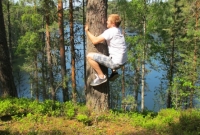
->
[109,74,120,81]
[90,79,108,86]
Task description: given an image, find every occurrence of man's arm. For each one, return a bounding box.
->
[85,24,105,45]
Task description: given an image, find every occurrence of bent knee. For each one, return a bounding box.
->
[87,53,95,60]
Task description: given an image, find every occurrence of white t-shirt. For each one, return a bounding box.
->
[101,27,127,65]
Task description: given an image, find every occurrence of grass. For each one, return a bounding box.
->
[0,98,200,135]
[0,114,156,135]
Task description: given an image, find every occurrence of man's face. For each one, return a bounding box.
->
[107,17,115,28]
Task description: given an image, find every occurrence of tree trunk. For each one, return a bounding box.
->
[7,1,12,64]
[42,16,48,100]
[83,0,86,85]
[121,13,125,110]
[141,49,145,112]
[167,34,175,108]
[44,0,56,101]
[58,0,69,102]
[133,63,140,110]
[121,65,125,109]
[167,0,178,108]
[85,0,109,112]
[0,0,17,97]
[69,0,77,103]
[41,50,47,100]
[34,55,39,101]
[141,1,147,112]
[190,0,200,108]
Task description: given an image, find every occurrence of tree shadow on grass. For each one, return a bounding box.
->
[0,130,66,135]
[118,130,159,135]
[168,110,200,135]
[0,130,12,135]
[0,115,12,121]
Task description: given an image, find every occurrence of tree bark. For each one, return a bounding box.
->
[141,0,147,112]
[0,0,17,97]
[7,1,12,64]
[133,64,140,109]
[58,0,69,102]
[190,0,200,108]
[83,0,86,85]
[44,0,56,101]
[167,0,178,108]
[121,13,125,110]
[34,55,39,101]
[69,0,77,103]
[42,16,48,100]
[85,0,109,112]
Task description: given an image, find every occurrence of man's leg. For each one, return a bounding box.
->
[109,69,120,81]
[87,53,105,79]
[87,52,122,81]
[109,63,126,81]
[87,53,107,86]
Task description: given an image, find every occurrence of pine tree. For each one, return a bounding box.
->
[0,0,17,97]
[58,0,69,102]
[69,0,77,103]
[85,0,109,112]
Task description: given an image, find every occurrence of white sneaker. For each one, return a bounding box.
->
[90,74,107,86]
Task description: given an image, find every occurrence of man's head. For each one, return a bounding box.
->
[107,14,121,28]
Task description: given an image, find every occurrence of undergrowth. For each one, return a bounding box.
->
[0,97,200,135]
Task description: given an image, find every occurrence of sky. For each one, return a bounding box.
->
[13,0,81,7]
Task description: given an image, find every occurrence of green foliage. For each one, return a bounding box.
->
[130,109,200,134]
[96,114,111,122]
[122,95,137,111]
[76,104,90,116]
[26,100,62,116]
[16,31,42,56]
[169,109,200,135]
[0,98,63,117]
[24,113,45,123]
[0,98,32,117]
[1,98,200,134]
[30,100,62,116]
[95,110,130,123]
[0,98,89,120]
[179,110,200,132]
[0,98,17,116]
[129,109,179,133]
[130,112,146,127]
[76,114,91,125]
[21,12,42,30]
[64,101,76,119]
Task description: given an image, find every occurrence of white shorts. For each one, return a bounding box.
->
[88,53,123,70]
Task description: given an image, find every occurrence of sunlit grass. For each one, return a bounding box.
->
[0,97,200,135]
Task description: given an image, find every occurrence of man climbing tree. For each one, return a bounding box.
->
[85,0,127,112]
[0,0,17,97]
[85,14,127,86]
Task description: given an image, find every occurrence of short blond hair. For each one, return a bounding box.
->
[109,14,121,27]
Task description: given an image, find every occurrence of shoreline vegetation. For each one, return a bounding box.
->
[0,98,199,135]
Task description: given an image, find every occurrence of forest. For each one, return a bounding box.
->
[1,0,200,110]
[0,0,200,134]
